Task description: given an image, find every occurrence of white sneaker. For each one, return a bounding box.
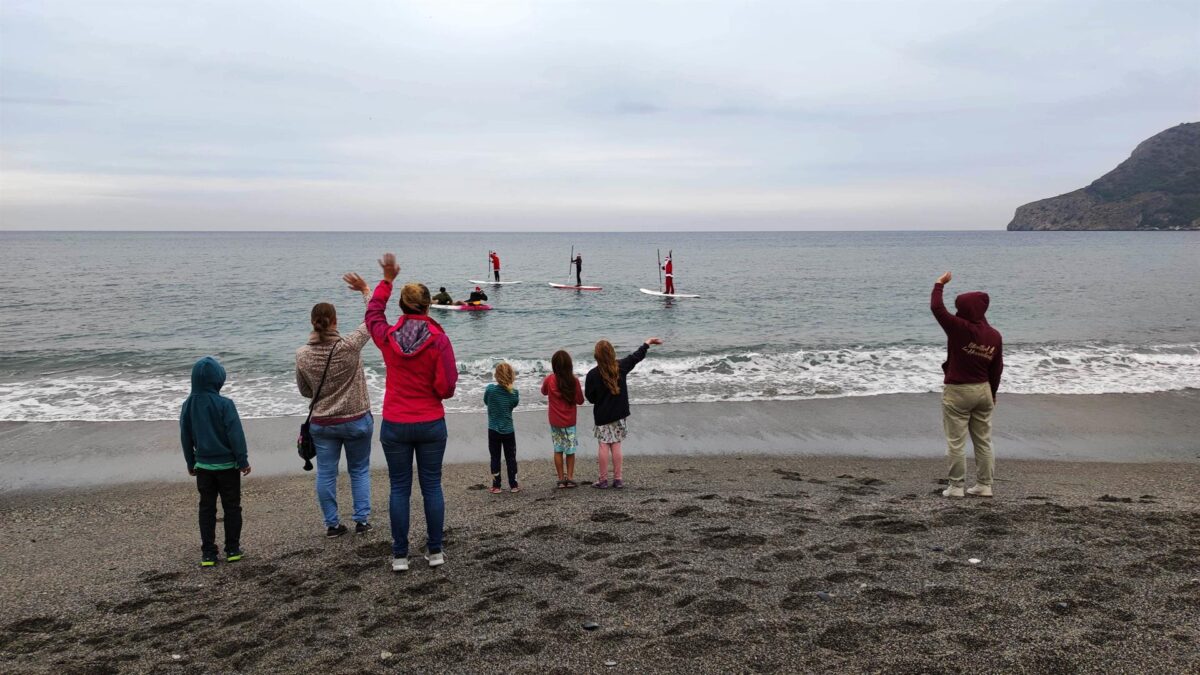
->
[942,486,965,498]
[967,484,993,497]
[425,551,445,568]
[391,557,409,572]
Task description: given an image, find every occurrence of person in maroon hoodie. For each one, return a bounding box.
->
[931,271,1003,498]
[365,253,458,572]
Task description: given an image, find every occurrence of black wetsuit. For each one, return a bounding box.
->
[573,256,582,286]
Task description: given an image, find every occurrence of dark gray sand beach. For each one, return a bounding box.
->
[2,455,1198,674]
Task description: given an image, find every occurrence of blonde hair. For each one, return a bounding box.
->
[594,340,620,395]
[399,283,431,315]
[494,362,515,392]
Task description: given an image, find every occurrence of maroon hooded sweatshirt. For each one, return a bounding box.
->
[931,283,1003,398]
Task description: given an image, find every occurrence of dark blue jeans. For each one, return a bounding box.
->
[380,418,447,558]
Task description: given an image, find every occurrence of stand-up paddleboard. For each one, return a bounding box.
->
[431,304,493,311]
[639,288,699,298]
[550,282,602,291]
[467,280,523,285]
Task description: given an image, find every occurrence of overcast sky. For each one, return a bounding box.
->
[1,0,1196,231]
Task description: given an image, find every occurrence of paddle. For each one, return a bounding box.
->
[569,245,574,285]
[657,248,662,293]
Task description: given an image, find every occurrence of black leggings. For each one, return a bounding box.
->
[197,468,242,554]
[488,430,518,488]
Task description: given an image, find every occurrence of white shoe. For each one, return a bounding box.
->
[942,486,965,498]
[391,557,409,572]
[967,484,993,497]
[425,551,445,568]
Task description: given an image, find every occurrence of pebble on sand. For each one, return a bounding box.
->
[968,558,982,564]
[604,660,618,667]
[583,622,600,631]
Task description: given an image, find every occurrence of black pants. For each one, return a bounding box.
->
[494,270,500,282]
[575,269,582,286]
[488,430,518,488]
[197,468,242,554]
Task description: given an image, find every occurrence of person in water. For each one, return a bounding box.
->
[489,251,501,282]
[572,253,583,287]
[931,271,1003,498]
[366,253,458,572]
[584,337,663,489]
[662,254,675,294]
[465,286,488,305]
[432,287,454,305]
[180,356,251,567]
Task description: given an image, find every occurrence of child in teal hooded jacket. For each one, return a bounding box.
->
[180,356,251,567]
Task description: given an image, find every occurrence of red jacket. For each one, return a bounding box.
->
[541,373,584,427]
[490,253,500,270]
[931,283,1003,397]
[366,281,458,423]
[662,258,673,276]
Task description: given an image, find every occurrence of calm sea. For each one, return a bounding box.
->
[1,231,1197,421]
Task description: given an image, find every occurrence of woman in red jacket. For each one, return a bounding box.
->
[364,253,458,572]
[540,350,585,489]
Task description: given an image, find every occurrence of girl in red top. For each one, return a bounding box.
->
[540,350,584,489]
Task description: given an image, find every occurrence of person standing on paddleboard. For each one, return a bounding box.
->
[572,253,583,287]
[662,254,674,295]
[489,251,501,282]
[931,271,1003,499]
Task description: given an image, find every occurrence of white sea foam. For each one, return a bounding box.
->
[1,343,1196,422]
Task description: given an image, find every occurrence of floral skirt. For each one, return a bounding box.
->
[550,425,577,456]
[593,418,628,444]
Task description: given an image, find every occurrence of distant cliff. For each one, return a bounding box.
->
[1007,122,1200,231]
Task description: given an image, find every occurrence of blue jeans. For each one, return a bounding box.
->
[311,412,373,528]
[380,418,447,557]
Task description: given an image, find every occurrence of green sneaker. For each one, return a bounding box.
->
[226,549,244,563]
[201,552,218,567]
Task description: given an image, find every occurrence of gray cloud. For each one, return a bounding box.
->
[1,0,1197,231]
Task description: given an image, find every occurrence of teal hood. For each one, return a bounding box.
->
[191,356,226,393]
[180,356,248,470]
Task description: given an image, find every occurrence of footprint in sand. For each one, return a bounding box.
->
[590,510,632,523]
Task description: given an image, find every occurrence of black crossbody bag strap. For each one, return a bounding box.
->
[306,343,338,423]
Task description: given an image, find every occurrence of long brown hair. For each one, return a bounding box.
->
[310,302,338,342]
[494,362,515,392]
[551,350,577,402]
[594,340,620,395]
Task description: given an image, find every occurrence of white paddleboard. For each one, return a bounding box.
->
[467,280,523,285]
[549,283,603,291]
[430,304,493,312]
[639,288,700,298]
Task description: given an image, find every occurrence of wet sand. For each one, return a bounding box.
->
[1,455,1198,673]
[3,389,1199,491]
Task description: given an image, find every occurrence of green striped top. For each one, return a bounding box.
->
[483,384,519,434]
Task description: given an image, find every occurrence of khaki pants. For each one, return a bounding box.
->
[942,382,995,487]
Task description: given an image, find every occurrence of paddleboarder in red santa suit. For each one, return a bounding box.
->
[662,254,674,294]
[489,251,501,282]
